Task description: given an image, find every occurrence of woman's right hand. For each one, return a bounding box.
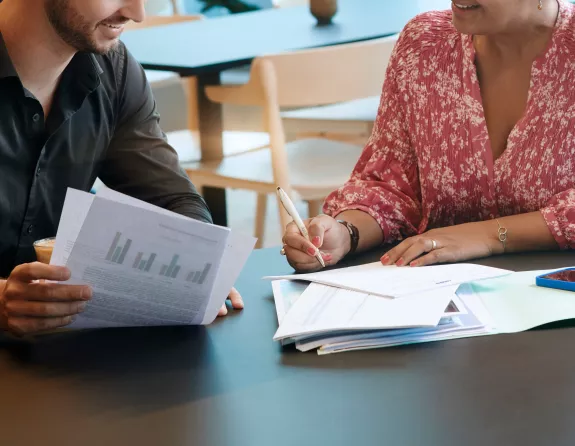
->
[282,215,351,273]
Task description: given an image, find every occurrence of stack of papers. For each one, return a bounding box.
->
[266,262,575,355]
[51,187,256,329]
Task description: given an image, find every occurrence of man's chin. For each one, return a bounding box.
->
[90,39,120,55]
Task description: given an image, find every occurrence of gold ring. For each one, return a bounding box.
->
[280,247,286,256]
[430,239,437,250]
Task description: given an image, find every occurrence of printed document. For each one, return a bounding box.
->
[52,188,256,329]
[265,261,511,298]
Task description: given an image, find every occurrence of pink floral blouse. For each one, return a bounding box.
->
[324,0,575,249]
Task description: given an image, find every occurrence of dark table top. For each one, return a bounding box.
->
[121,0,419,75]
[2,248,575,446]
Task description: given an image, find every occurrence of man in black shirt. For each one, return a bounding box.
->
[0,0,243,335]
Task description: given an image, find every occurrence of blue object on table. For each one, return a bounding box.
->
[535,268,575,292]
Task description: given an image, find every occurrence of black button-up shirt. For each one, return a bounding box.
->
[0,34,212,277]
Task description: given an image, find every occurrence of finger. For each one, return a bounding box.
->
[4,300,87,318]
[10,262,71,283]
[381,238,418,266]
[285,246,332,272]
[227,287,244,310]
[283,232,319,258]
[308,216,329,248]
[218,304,228,317]
[284,220,311,238]
[5,282,92,302]
[7,315,76,336]
[410,248,452,267]
[284,245,319,268]
[398,238,436,266]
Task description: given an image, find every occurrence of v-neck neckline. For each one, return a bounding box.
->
[464,0,564,173]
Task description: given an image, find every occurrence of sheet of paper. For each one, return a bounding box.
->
[97,186,257,324]
[316,299,490,355]
[461,269,575,333]
[201,229,257,324]
[51,189,95,266]
[271,280,310,324]
[265,262,511,298]
[63,196,231,329]
[273,283,458,341]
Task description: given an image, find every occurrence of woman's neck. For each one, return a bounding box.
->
[475,0,559,62]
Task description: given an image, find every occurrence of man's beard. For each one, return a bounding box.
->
[44,0,119,55]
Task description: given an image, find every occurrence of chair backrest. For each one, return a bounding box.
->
[273,0,308,7]
[124,13,203,30]
[252,34,399,108]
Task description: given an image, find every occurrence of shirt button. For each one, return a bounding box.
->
[27,225,34,234]
[36,167,41,176]
[32,113,40,122]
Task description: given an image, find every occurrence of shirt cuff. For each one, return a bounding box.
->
[540,207,570,250]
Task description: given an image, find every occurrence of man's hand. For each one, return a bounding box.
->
[217,287,244,317]
[0,262,92,336]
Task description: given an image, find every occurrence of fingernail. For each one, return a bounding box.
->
[78,302,87,312]
[410,261,418,267]
[307,247,318,256]
[381,254,390,264]
[322,253,332,261]
[396,258,404,267]
[312,236,321,247]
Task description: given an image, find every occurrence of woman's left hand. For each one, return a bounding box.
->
[381,221,502,267]
[218,287,244,317]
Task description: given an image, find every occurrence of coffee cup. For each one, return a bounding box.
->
[33,237,56,264]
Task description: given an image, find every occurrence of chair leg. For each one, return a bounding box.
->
[307,199,323,219]
[254,193,268,249]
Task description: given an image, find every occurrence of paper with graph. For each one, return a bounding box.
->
[52,188,256,329]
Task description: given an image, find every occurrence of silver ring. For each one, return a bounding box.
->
[430,239,437,250]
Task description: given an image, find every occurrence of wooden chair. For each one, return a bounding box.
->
[125,14,270,162]
[280,34,398,144]
[182,38,393,247]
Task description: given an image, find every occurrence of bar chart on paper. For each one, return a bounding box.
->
[106,232,132,265]
[160,255,182,279]
[186,263,212,285]
[132,252,157,272]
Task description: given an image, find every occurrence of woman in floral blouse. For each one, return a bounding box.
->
[283,0,575,272]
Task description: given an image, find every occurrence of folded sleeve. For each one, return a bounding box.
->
[540,189,575,250]
[323,27,422,244]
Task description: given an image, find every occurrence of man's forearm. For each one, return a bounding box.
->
[479,211,558,254]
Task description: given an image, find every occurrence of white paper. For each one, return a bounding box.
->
[273,283,458,341]
[51,189,95,266]
[201,229,257,325]
[63,196,231,329]
[58,187,256,327]
[265,262,511,298]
